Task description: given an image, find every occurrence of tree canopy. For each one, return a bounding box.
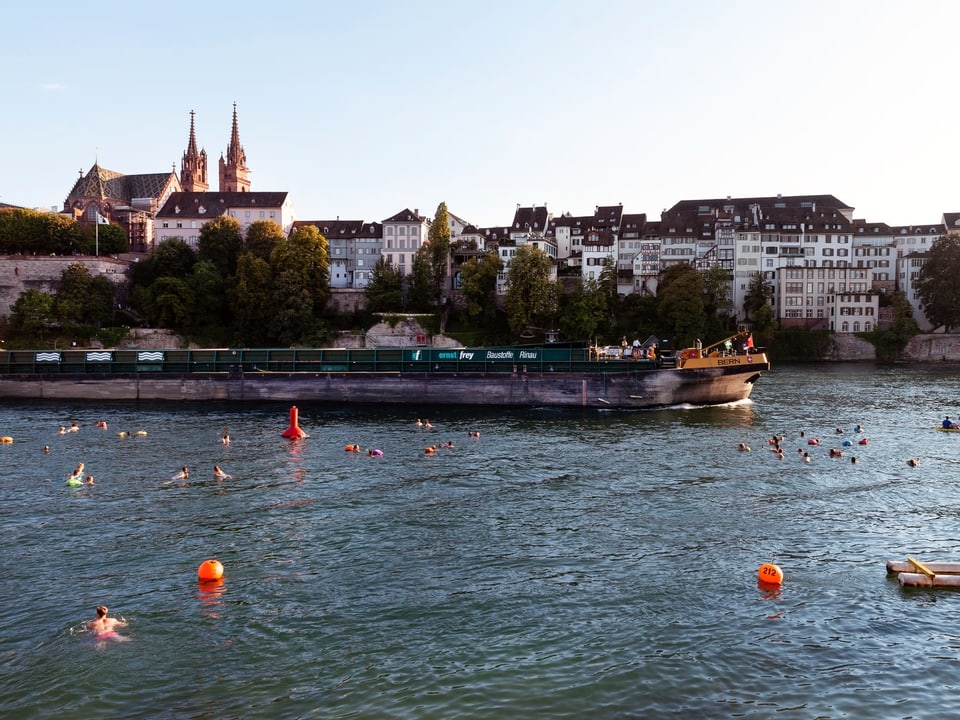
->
[917,235,960,332]
[427,202,451,306]
[657,264,706,347]
[198,216,244,278]
[458,251,502,323]
[364,256,403,313]
[504,244,556,337]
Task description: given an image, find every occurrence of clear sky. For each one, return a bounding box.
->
[3,0,958,228]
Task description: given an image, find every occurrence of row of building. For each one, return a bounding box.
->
[34,107,958,333]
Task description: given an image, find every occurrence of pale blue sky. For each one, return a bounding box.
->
[3,1,958,227]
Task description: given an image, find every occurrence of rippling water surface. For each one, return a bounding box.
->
[2,363,960,718]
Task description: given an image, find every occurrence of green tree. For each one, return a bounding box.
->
[187,260,226,333]
[198,216,244,279]
[88,223,128,255]
[504,244,556,337]
[130,238,197,287]
[427,202,451,305]
[657,263,706,347]
[558,278,607,342]
[147,277,195,330]
[245,220,286,262]
[701,265,734,338]
[10,289,55,339]
[270,225,330,345]
[743,271,773,322]
[407,246,434,311]
[459,251,502,323]
[54,263,95,326]
[232,253,276,345]
[365,256,403,313]
[86,276,116,328]
[0,208,85,255]
[51,262,115,329]
[616,292,660,341]
[917,235,960,332]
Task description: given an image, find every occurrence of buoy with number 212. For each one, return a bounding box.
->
[758,563,784,585]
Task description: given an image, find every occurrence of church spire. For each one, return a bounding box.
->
[219,102,250,192]
[181,110,208,192]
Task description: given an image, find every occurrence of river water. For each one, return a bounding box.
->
[1,362,960,719]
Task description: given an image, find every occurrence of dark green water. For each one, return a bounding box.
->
[2,362,960,719]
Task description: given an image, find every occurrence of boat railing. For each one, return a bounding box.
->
[0,347,664,377]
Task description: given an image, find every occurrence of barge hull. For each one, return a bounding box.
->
[0,362,766,408]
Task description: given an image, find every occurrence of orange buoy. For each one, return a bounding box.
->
[198,559,224,582]
[758,563,784,585]
[281,405,308,439]
[345,444,360,452]
[0,436,12,444]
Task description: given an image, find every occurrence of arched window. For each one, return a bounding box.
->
[865,322,872,331]
[842,321,849,332]
[853,322,861,332]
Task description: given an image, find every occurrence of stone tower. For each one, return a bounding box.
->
[218,103,250,192]
[180,110,209,192]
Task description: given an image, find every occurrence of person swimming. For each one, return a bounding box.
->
[88,605,128,642]
[738,443,751,452]
[368,448,383,457]
[171,466,189,481]
[468,431,480,439]
[221,429,231,445]
[213,465,231,480]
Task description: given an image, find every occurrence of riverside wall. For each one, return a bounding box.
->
[0,255,131,317]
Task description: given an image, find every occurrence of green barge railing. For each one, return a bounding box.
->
[0,347,660,376]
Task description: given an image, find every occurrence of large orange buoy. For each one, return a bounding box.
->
[281,405,308,439]
[198,559,224,582]
[758,563,784,585]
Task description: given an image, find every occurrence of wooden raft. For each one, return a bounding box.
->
[886,558,960,588]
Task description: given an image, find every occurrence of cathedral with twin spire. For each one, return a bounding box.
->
[64,106,291,251]
[181,103,250,193]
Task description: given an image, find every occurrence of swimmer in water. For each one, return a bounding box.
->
[468,431,480,439]
[67,422,79,433]
[85,476,94,485]
[368,448,383,457]
[221,429,230,446]
[171,466,189,481]
[88,605,128,642]
[213,465,231,480]
[42,445,50,454]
